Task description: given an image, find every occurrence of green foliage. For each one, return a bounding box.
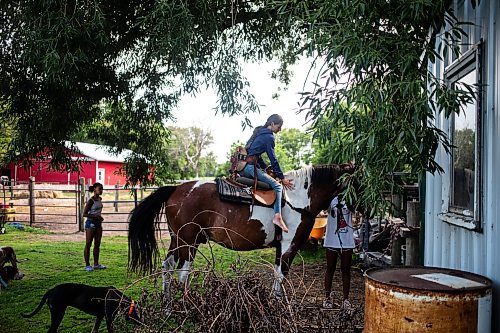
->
[0,0,296,180]
[0,0,477,213]
[154,126,215,182]
[453,128,475,170]
[271,0,475,214]
[275,128,313,170]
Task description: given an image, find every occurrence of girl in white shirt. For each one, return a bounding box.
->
[323,196,354,309]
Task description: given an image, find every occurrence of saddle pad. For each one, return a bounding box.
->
[235,177,271,190]
[215,177,253,204]
[215,177,275,206]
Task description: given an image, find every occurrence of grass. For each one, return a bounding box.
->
[0,225,324,333]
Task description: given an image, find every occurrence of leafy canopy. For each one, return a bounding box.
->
[0,0,474,212]
[272,0,475,213]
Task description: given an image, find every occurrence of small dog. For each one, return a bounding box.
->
[21,283,141,333]
[0,246,20,270]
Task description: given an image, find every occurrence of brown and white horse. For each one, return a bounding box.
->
[128,164,356,296]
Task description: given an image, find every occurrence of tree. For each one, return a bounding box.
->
[154,126,214,181]
[271,0,475,213]
[0,0,293,182]
[0,1,475,211]
[275,128,312,170]
[171,127,214,179]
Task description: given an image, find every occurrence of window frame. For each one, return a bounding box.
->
[439,40,483,231]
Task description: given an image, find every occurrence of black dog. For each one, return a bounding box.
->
[21,283,141,333]
[0,265,24,288]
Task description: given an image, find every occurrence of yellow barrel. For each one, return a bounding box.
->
[309,215,327,240]
[364,266,492,333]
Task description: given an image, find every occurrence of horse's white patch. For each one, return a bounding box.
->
[249,204,303,249]
[186,180,214,197]
[249,206,276,245]
[284,167,312,209]
[280,207,302,254]
[178,261,192,283]
[163,256,176,271]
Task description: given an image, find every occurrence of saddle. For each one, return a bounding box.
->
[215,176,276,206]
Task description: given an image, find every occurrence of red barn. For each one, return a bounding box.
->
[2,142,133,185]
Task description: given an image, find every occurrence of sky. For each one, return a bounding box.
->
[168,58,323,163]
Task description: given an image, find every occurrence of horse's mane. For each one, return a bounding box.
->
[286,163,355,187]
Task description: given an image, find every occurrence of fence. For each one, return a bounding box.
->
[0,177,168,233]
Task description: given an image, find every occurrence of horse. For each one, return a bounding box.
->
[128,163,357,297]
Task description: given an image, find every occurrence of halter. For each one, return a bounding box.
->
[127,300,135,317]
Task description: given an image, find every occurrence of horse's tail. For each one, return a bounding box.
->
[128,186,177,275]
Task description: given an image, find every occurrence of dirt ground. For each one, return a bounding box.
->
[261,261,366,331]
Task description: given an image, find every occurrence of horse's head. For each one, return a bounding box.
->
[284,163,357,216]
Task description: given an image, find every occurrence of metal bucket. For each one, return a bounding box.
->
[364,266,492,333]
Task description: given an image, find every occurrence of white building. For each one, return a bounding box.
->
[425,0,499,330]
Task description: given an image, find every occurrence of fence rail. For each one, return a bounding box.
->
[0,177,168,233]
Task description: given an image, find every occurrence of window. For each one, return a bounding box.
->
[441,41,483,230]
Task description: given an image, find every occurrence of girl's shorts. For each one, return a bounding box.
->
[85,219,102,230]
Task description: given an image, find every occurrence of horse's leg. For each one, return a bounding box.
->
[273,242,285,297]
[273,244,300,298]
[177,243,199,286]
[162,235,179,298]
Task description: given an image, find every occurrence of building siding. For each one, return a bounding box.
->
[6,153,127,186]
[425,0,498,330]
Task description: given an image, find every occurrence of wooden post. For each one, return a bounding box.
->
[133,187,138,208]
[391,194,403,218]
[114,181,119,212]
[391,233,403,266]
[9,178,14,200]
[78,177,85,232]
[140,187,144,201]
[28,176,35,226]
[405,201,420,266]
[87,179,92,201]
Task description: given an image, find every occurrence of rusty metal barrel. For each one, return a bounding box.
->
[364,266,492,333]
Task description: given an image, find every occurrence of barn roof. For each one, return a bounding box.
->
[67,142,133,163]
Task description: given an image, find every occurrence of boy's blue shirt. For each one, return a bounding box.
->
[246,127,284,179]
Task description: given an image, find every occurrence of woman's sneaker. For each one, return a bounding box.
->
[93,264,106,270]
[85,265,93,272]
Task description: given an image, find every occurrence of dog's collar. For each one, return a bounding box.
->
[128,300,135,317]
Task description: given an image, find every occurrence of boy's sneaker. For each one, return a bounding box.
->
[85,265,93,272]
[93,264,106,270]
